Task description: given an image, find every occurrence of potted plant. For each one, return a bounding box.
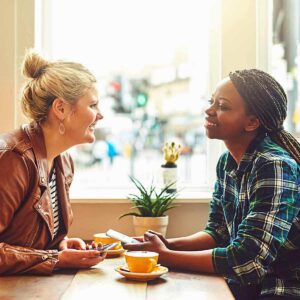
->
[119,176,178,237]
[161,141,182,192]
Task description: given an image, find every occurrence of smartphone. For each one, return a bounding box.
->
[98,242,119,252]
[106,229,141,244]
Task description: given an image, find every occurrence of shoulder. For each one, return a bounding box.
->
[254,136,298,170]
[248,137,299,183]
[0,126,37,176]
[0,148,31,187]
[0,126,31,155]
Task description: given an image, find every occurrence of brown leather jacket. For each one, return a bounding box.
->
[0,122,74,275]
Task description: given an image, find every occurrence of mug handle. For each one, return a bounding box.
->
[147,258,158,273]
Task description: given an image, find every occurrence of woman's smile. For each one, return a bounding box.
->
[204,119,218,128]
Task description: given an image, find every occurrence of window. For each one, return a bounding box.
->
[271,0,300,137]
[37,0,220,197]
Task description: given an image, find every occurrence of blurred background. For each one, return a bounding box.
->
[34,0,300,195]
[40,0,211,193]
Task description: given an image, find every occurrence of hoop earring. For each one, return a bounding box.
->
[59,122,65,135]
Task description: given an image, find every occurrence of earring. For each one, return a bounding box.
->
[59,122,65,135]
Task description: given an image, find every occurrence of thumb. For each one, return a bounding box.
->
[123,242,144,251]
[144,231,155,241]
[79,250,101,257]
[77,240,86,250]
[59,240,68,250]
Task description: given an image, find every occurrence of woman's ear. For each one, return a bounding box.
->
[245,115,260,132]
[52,98,66,120]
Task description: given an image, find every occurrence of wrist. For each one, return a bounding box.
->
[55,251,64,269]
[43,250,60,271]
[167,239,176,250]
[159,248,172,265]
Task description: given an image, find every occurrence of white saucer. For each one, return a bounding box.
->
[115,265,168,281]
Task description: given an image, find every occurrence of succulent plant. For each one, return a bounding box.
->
[119,176,178,218]
[162,142,182,165]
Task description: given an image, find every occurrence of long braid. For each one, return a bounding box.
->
[229,69,300,164]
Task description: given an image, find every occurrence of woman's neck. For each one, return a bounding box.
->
[224,133,257,164]
[40,122,70,173]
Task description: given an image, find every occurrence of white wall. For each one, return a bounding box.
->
[221,0,257,76]
[68,202,209,239]
[0,0,34,133]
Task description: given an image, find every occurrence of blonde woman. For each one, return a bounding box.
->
[0,51,104,274]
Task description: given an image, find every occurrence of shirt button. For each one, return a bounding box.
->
[42,255,48,260]
[41,178,45,183]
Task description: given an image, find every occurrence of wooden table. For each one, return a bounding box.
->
[0,255,234,299]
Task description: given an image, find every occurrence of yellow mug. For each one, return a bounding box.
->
[125,251,159,273]
[93,233,122,250]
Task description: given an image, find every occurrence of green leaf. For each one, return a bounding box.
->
[118,212,142,219]
[119,175,180,218]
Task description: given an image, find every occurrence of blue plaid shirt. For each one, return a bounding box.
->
[204,134,300,297]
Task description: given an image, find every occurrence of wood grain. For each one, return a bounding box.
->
[0,255,233,299]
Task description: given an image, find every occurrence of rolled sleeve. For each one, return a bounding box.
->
[212,247,228,274]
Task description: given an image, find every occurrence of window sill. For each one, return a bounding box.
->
[70,187,213,204]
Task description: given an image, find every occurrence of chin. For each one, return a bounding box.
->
[205,130,216,139]
[86,136,96,143]
[82,133,96,144]
[205,128,223,140]
[206,133,222,140]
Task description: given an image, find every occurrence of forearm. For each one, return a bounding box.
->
[0,242,58,275]
[167,231,217,251]
[159,248,215,273]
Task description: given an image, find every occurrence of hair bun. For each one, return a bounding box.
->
[22,50,49,79]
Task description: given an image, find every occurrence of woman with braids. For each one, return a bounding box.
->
[124,69,300,299]
[0,51,105,274]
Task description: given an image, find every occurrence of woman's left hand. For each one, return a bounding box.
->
[123,231,167,254]
[59,237,86,250]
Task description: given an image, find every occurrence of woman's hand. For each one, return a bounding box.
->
[146,230,170,248]
[56,249,105,269]
[59,237,86,250]
[123,231,168,254]
[132,230,170,247]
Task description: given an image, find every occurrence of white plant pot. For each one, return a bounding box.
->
[161,163,177,192]
[133,216,169,237]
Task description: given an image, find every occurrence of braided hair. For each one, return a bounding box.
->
[229,69,300,164]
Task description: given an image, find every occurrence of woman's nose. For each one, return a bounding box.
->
[97,111,104,120]
[205,104,216,116]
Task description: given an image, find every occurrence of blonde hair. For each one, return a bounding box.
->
[21,50,97,122]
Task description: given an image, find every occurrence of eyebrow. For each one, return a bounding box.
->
[217,97,231,103]
[211,94,231,103]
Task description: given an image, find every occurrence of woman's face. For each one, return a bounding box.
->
[64,88,103,145]
[204,77,256,143]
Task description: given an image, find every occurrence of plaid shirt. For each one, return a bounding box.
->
[204,134,300,297]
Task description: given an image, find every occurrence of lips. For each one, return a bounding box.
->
[89,122,97,130]
[204,118,217,128]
